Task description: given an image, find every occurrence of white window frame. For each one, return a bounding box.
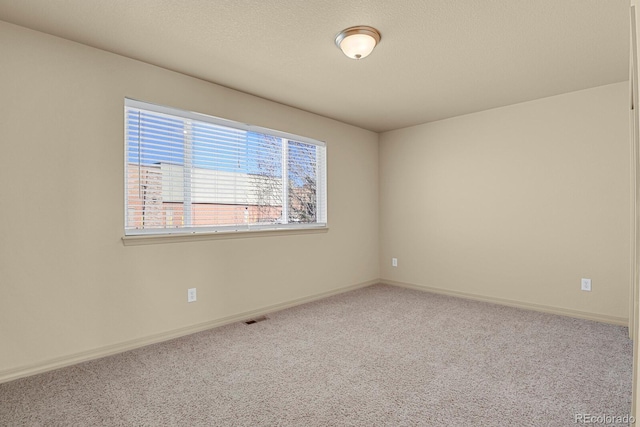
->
[124,98,327,237]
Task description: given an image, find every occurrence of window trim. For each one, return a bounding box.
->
[124,98,328,238]
[121,226,329,246]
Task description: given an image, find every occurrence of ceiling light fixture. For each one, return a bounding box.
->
[335,26,381,60]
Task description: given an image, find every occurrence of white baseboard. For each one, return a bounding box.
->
[0,279,378,384]
[381,279,629,327]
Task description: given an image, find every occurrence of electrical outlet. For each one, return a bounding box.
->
[188,288,197,302]
[392,258,398,267]
[581,278,591,292]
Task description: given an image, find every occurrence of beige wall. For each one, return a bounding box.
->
[379,82,630,322]
[0,22,379,379]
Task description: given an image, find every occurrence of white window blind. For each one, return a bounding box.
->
[125,99,327,235]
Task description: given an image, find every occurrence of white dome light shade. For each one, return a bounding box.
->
[335,26,381,60]
[339,34,376,59]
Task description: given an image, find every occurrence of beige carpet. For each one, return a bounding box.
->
[0,284,633,426]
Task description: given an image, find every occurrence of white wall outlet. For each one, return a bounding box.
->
[392,258,398,267]
[188,288,197,302]
[581,278,591,292]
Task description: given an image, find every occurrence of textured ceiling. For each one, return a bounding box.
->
[0,0,630,132]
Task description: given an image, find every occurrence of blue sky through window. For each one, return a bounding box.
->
[127,110,290,178]
[288,141,317,187]
[127,111,184,166]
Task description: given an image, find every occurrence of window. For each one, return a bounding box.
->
[125,99,327,236]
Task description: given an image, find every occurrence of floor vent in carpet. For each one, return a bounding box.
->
[244,316,268,325]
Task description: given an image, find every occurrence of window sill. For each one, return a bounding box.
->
[121,227,329,246]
